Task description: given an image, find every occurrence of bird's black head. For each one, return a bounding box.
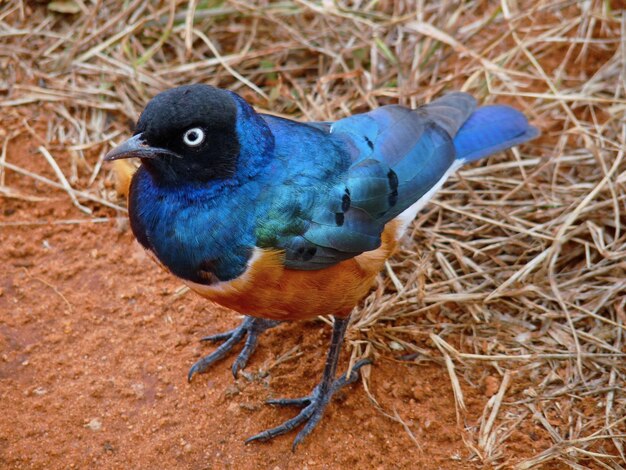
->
[106,84,240,183]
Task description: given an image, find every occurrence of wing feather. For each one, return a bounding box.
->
[262,93,478,269]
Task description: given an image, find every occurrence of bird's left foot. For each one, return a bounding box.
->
[188,316,280,381]
[245,358,371,450]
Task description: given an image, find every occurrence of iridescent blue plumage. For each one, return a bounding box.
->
[122,85,538,283]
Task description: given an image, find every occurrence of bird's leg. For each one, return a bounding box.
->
[246,316,371,451]
[187,316,280,381]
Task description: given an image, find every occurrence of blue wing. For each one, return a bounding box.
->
[259,93,537,269]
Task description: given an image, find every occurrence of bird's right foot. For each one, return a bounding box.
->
[187,316,280,381]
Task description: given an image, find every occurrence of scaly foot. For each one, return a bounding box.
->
[187,316,280,381]
[246,358,371,451]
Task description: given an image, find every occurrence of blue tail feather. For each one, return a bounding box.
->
[453,105,539,162]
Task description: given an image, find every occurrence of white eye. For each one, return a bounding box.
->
[183,127,205,147]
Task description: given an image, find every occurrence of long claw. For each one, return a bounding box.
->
[332,358,372,391]
[231,326,267,377]
[188,316,280,382]
[247,353,371,449]
[188,331,245,381]
[292,408,325,451]
[200,329,240,343]
[245,405,315,444]
[266,397,311,407]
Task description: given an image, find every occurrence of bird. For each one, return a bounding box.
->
[105,84,538,450]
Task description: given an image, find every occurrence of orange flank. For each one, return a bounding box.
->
[188,220,400,321]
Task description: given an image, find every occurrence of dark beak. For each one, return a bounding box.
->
[105,134,179,161]
[105,134,151,161]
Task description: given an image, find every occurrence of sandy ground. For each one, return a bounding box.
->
[1,133,552,469]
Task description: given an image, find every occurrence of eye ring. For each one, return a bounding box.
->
[183,127,205,147]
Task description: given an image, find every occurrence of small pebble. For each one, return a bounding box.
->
[86,418,102,431]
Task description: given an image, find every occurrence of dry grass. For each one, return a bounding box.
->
[1,0,624,468]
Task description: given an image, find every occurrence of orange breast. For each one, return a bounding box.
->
[187,220,400,321]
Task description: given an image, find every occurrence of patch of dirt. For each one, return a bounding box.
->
[0,133,550,469]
